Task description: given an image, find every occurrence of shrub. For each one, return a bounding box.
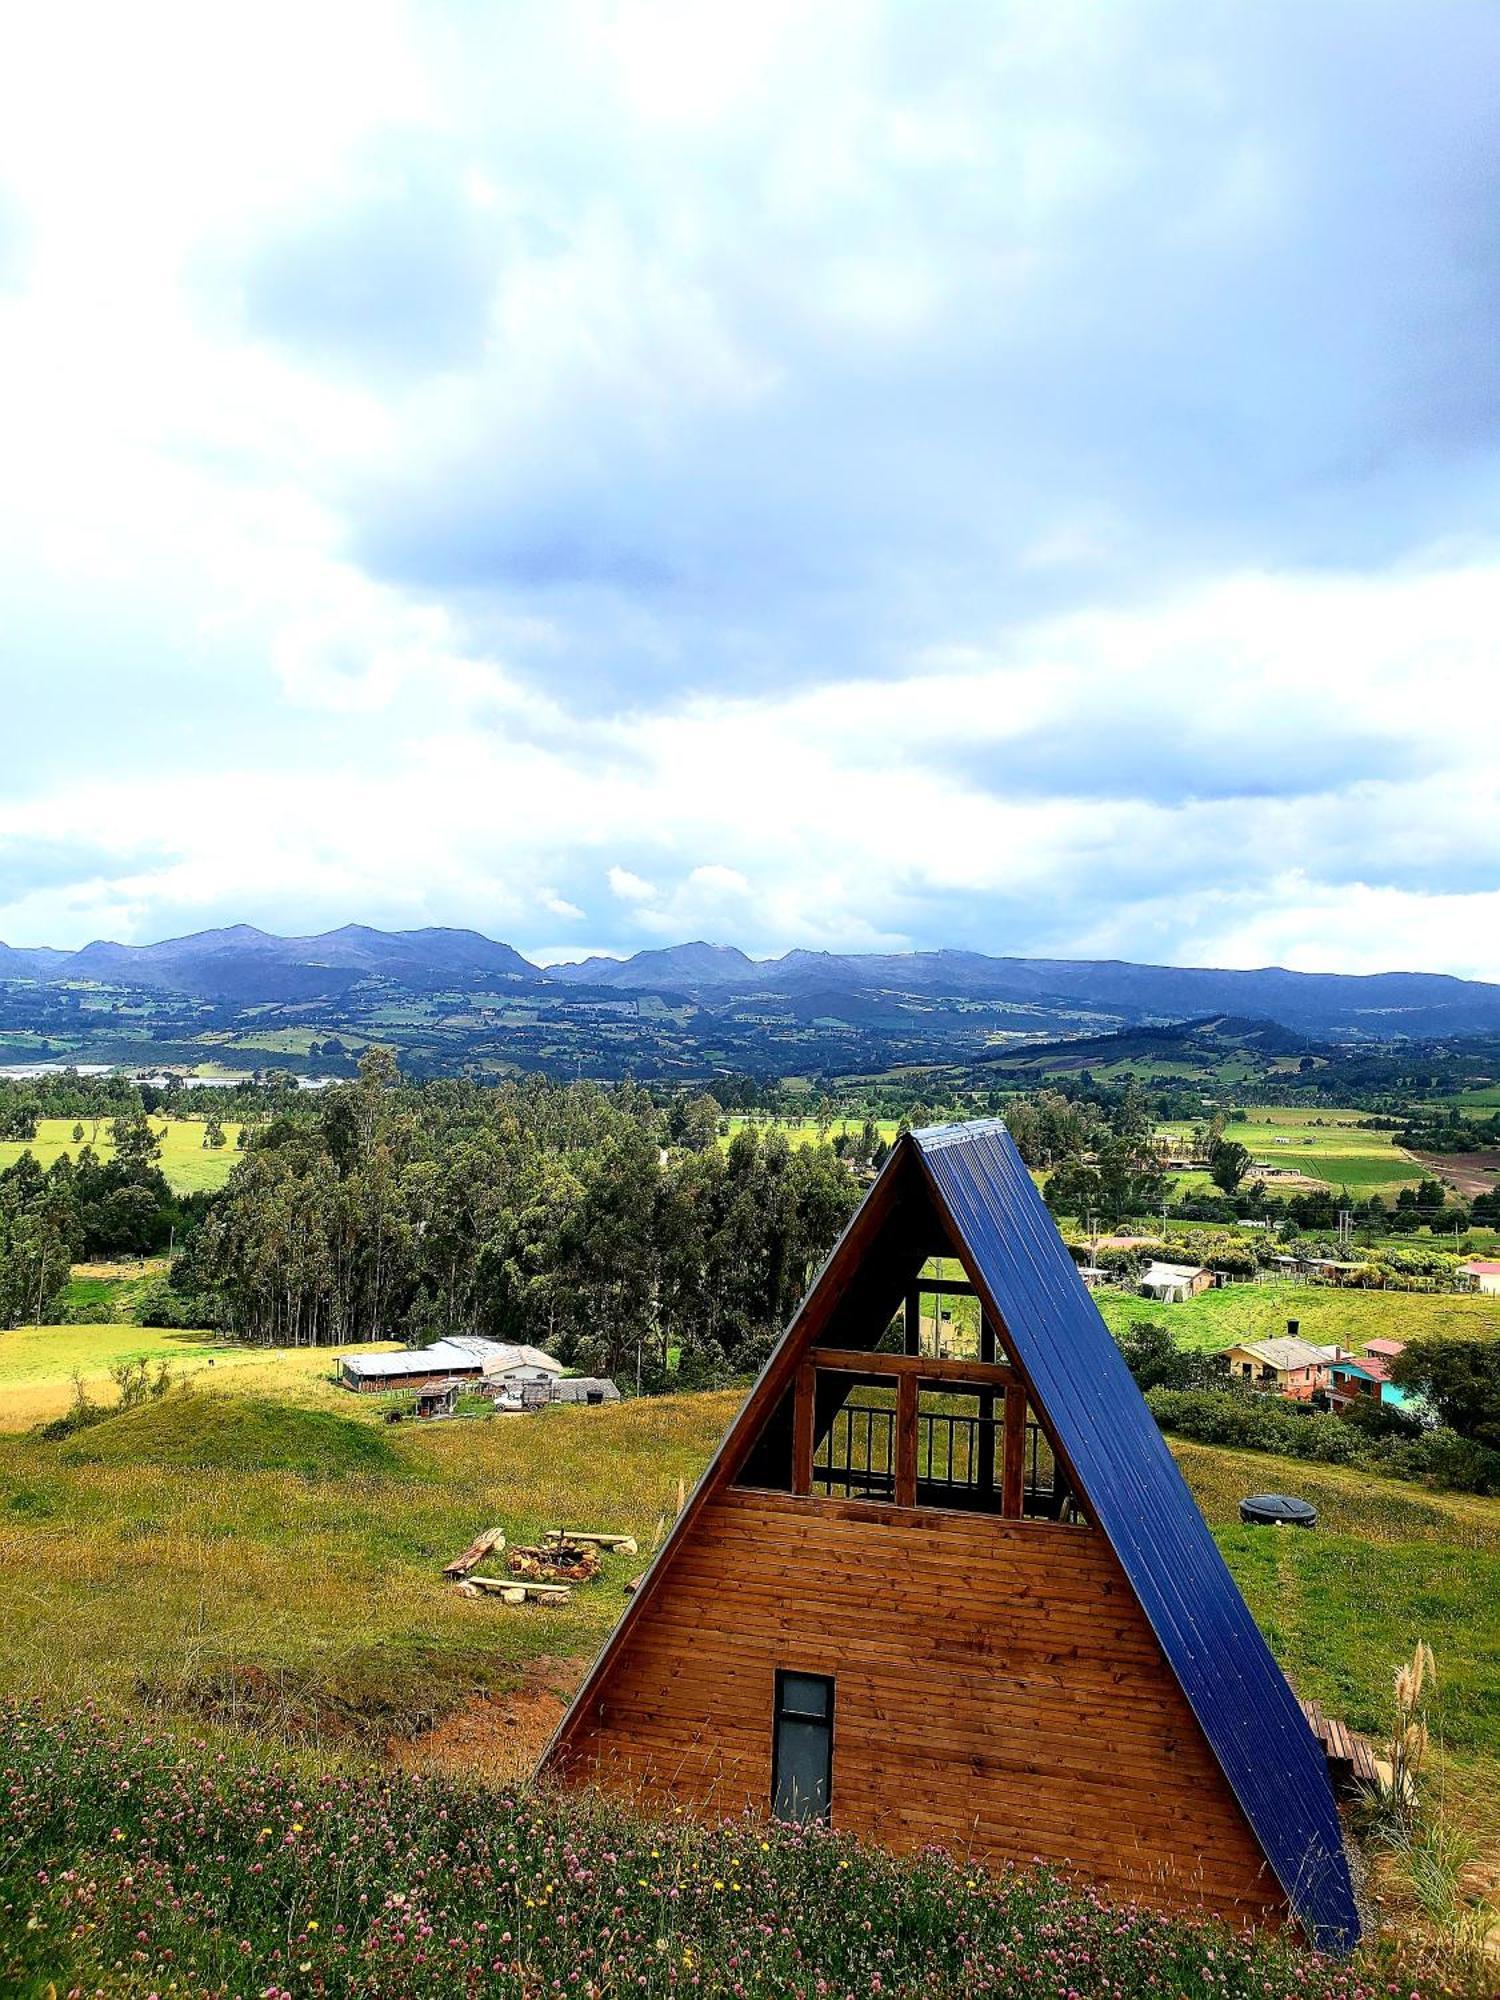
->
[134,1273,225,1329]
[1114,1321,1228,1392]
[1367,1427,1500,1497]
[1392,1337,1500,1450]
[1148,1388,1363,1466]
[1338,1394,1422,1443]
[1146,1389,1500,1494]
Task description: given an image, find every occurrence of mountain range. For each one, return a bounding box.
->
[4,923,1500,1040]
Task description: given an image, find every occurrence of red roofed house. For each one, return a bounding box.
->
[1458,1260,1500,1296]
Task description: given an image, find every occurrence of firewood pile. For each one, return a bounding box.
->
[507,1539,603,1585]
[441,1525,635,1608]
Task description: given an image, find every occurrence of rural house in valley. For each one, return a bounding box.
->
[1223,1333,1337,1401]
[540,1121,1359,1947]
[1138,1258,1213,1303]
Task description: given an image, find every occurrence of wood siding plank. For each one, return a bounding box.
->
[552,1487,1286,1928]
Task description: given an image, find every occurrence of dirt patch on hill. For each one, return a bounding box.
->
[385,1654,590,1785]
[1415,1152,1500,1199]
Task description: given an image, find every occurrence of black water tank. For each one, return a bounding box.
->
[1239,1493,1317,1528]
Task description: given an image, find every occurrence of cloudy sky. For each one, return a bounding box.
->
[2,2,1498,975]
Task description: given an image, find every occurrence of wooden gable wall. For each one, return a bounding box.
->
[550,1484,1286,1925]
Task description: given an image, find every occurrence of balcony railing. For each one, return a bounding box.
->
[797,1347,1083,1524]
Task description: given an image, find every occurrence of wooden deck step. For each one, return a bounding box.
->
[1297,1693,1378,1794]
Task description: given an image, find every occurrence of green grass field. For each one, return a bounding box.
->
[1163,1107,1421,1198]
[0,1353,723,1759]
[0,1317,376,1431]
[722,1114,901,1149]
[1093,1276,1500,1353]
[0,1113,247,1194]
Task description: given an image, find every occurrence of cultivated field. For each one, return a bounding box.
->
[1093,1277,1500,1354]
[0,1112,247,1194]
[1166,1107,1421,1198]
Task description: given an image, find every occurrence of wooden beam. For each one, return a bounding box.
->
[894,1372,917,1509]
[912,1276,980,1297]
[792,1361,815,1496]
[810,1346,1021,1391]
[1002,1384,1025,1518]
[903,1284,920,1355]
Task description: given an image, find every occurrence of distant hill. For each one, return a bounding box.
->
[0,924,535,1003]
[549,941,758,989]
[976,1015,1317,1076]
[547,941,1500,1039]
[4,923,1500,1046]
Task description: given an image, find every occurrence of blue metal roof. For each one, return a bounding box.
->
[914,1119,1360,1951]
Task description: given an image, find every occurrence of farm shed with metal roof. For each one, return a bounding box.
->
[540,1120,1359,1948]
[341,1337,562,1392]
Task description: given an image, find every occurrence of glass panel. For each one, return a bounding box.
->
[773,1716,831,1822]
[779,1672,830,1719]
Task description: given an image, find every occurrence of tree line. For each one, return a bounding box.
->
[0,1110,212,1328]
[169,1056,858,1384]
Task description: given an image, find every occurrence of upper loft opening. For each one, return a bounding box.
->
[731,1140,1086,1525]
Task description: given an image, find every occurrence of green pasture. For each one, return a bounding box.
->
[1163,1106,1421,1198]
[1093,1277,1500,1355]
[0,1355,725,1754]
[0,1112,246,1194]
[722,1114,901,1150]
[0,1317,382,1432]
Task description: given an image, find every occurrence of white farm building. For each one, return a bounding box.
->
[340,1336,564,1395]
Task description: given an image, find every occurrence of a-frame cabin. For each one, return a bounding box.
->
[539,1120,1360,1949]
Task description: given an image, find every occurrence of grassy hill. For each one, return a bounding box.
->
[0,1343,1495,1823]
[1,1321,1496,1986]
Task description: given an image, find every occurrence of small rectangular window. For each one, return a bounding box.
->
[771,1670,834,1823]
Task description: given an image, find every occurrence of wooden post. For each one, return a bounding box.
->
[1001,1385,1025,1518]
[904,1284,921,1356]
[977,1310,997,1508]
[895,1372,918,1509]
[792,1362,815,1496]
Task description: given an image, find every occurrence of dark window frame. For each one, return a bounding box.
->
[770,1669,835,1824]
